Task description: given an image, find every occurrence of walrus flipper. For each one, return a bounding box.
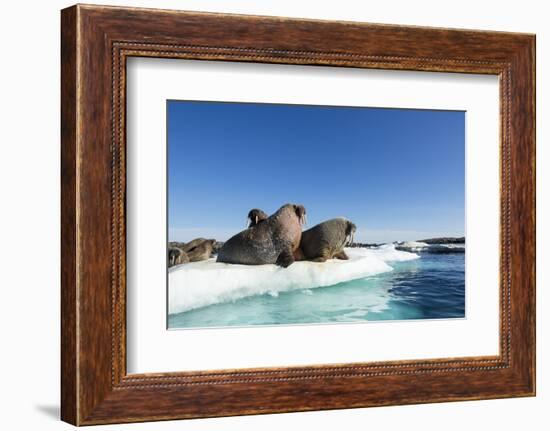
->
[311,256,329,262]
[310,246,333,262]
[334,250,349,260]
[293,247,305,262]
[276,247,295,268]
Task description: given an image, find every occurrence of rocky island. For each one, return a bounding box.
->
[395,237,465,254]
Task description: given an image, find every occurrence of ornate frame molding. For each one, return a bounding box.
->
[61,5,535,425]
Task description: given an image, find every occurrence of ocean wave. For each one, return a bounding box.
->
[168,245,419,314]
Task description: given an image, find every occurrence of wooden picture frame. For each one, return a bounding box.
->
[61,4,535,425]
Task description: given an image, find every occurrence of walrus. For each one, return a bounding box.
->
[186,239,216,262]
[296,217,356,262]
[247,208,268,227]
[168,247,189,267]
[180,238,208,253]
[217,203,306,267]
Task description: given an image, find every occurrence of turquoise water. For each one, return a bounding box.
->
[168,252,465,329]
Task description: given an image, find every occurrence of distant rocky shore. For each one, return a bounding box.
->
[417,237,465,245]
[349,237,465,254]
[347,242,383,249]
[395,238,465,254]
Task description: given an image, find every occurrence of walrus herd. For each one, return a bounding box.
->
[169,203,357,269]
[168,238,217,266]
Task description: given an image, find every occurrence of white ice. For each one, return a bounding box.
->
[397,241,430,251]
[346,244,422,262]
[168,245,419,314]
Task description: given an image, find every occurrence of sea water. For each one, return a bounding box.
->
[168,246,465,329]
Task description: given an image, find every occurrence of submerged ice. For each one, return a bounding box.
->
[168,245,419,314]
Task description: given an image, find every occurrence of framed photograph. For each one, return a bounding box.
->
[61,4,536,425]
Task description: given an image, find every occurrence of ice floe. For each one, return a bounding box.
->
[169,245,419,314]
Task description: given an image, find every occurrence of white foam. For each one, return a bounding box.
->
[168,245,419,314]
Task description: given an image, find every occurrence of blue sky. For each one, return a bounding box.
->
[168,100,465,243]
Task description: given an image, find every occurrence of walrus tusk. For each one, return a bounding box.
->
[255,215,258,225]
